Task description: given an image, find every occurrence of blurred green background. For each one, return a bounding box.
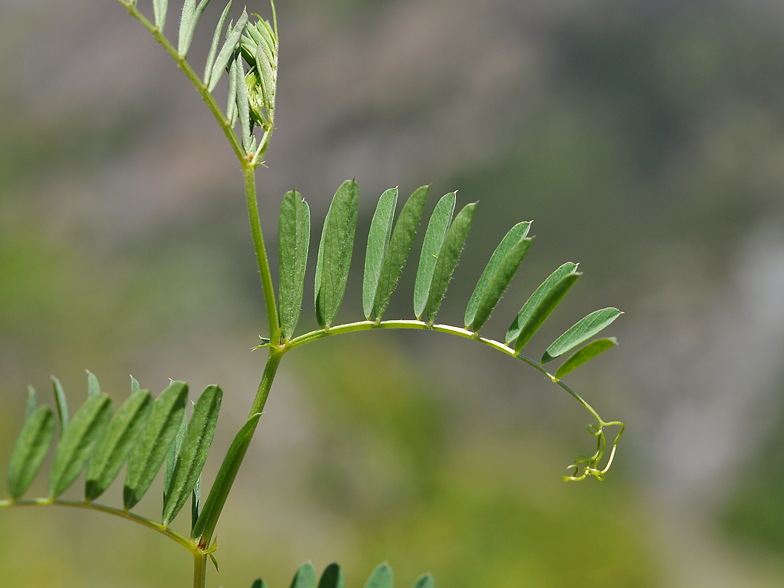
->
[2,0,784,586]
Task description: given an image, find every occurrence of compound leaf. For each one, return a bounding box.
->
[513,272,580,353]
[317,563,344,588]
[85,389,153,501]
[7,406,56,499]
[208,9,248,93]
[542,307,622,364]
[465,221,531,329]
[163,385,223,526]
[364,563,393,588]
[279,190,311,340]
[49,394,114,499]
[424,202,477,324]
[51,376,69,434]
[290,562,317,588]
[363,188,398,319]
[315,180,359,329]
[506,262,578,346]
[414,192,455,319]
[124,381,188,510]
[204,1,233,86]
[192,413,261,543]
[411,574,435,588]
[373,185,429,319]
[555,338,617,380]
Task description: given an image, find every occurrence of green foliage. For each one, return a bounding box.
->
[0,2,627,587]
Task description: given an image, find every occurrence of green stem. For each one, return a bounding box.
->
[249,348,283,417]
[244,165,280,335]
[193,552,207,588]
[0,498,198,554]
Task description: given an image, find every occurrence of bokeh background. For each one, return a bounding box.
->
[2,0,784,586]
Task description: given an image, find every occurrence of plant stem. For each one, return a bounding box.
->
[244,165,279,335]
[193,552,207,588]
[0,498,198,554]
[249,348,283,417]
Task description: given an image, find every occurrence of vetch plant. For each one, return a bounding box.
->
[0,1,626,587]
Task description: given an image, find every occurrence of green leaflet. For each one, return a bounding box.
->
[26,386,36,419]
[178,0,211,57]
[315,180,359,329]
[192,413,261,544]
[191,474,201,532]
[49,394,114,499]
[555,338,617,381]
[411,574,435,588]
[513,273,580,353]
[51,376,69,434]
[363,188,398,319]
[131,376,141,395]
[424,202,477,324]
[317,563,344,588]
[413,192,455,319]
[208,10,249,93]
[373,185,429,319]
[364,563,393,588]
[289,563,317,588]
[7,406,56,499]
[87,370,100,399]
[164,410,188,504]
[163,385,223,526]
[204,2,233,86]
[279,190,311,340]
[153,0,168,32]
[85,389,153,502]
[235,55,252,151]
[227,54,239,126]
[465,221,531,330]
[124,381,189,510]
[470,237,532,333]
[542,307,622,364]
[506,262,578,346]
[251,579,269,588]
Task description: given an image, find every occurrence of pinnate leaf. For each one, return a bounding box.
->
[363,188,398,319]
[364,563,393,588]
[279,190,311,340]
[317,564,344,588]
[373,185,429,319]
[124,381,188,510]
[554,338,617,380]
[424,202,477,324]
[506,262,578,346]
[315,180,359,329]
[85,389,152,501]
[7,406,56,499]
[542,307,622,364]
[163,385,222,526]
[290,563,317,588]
[49,394,114,499]
[414,192,456,319]
[192,413,261,544]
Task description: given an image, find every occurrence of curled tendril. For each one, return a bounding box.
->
[561,419,625,482]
